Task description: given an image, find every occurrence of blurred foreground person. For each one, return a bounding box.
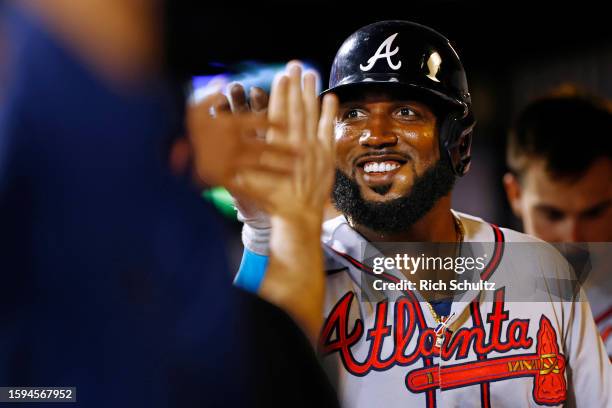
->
[0,3,338,407]
[504,89,612,358]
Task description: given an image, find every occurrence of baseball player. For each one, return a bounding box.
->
[503,90,612,359]
[234,21,611,407]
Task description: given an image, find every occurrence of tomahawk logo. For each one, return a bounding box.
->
[360,33,402,71]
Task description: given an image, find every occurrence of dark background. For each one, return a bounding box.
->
[166,0,612,230]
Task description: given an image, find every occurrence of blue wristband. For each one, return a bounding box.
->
[234,248,269,293]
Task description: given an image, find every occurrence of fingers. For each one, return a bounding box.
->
[241,136,297,160]
[233,137,297,174]
[188,103,273,152]
[189,92,229,124]
[286,63,307,198]
[227,171,287,213]
[287,63,305,143]
[250,86,269,139]
[231,113,290,147]
[202,92,230,114]
[228,83,269,114]
[195,110,271,134]
[267,75,289,142]
[312,93,339,205]
[228,83,249,113]
[318,93,339,154]
[224,64,336,220]
[303,71,319,142]
[232,113,273,135]
[250,86,269,113]
[213,93,231,113]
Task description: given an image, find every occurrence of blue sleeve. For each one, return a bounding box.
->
[234,248,269,293]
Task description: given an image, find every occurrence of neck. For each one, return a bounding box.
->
[352,195,457,243]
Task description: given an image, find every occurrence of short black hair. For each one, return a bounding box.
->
[507,90,612,181]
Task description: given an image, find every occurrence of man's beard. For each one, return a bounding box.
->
[332,155,456,233]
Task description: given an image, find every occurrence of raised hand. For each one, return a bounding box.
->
[225,84,272,236]
[186,91,297,204]
[244,63,338,343]
[234,64,338,222]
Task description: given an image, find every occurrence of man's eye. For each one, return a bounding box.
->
[343,109,365,120]
[393,107,417,119]
[581,203,609,220]
[543,209,565,222]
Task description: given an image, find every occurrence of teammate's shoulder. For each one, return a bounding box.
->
[498,227,570,269]
[453,211,502,242]
[454,210,568,270]
[499,227,543,244]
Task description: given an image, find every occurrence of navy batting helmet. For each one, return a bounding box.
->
[322,20,475,176]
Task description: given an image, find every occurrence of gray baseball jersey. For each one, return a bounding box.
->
[317,212,610,407]
[236,212,611,407]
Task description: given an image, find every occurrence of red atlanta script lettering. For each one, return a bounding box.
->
[319,291,533,376]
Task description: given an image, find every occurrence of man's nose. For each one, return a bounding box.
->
[558,218,585,242]
[358,117,398,148]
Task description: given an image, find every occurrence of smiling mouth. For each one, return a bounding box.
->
[354,154,409,189]
[362,160,402,174]
[356,154,408,175]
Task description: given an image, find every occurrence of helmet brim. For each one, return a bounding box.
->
[321,81,468,116]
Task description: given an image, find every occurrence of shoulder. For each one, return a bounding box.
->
[455,209,548,244]
[322,215,363,253]
[321,215,352,272]
[453,211,501,242]
[322,215,349,242]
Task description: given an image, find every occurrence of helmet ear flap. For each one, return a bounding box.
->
[440,112,476,176]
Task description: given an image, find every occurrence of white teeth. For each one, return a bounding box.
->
[363,161,401,173]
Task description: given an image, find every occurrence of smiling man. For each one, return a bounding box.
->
[234,21,610,407]
[331,93,459,239]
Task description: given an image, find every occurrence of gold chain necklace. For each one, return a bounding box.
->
[425,301,443,324]
[424,215,464,329]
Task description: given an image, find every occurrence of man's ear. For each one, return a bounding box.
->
[503,172,523,219]
[169,137,192,177]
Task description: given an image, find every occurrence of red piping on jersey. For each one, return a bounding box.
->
[480,223,505,281]
[595,305,612,325]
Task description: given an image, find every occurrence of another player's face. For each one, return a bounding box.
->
[334,95,439,202]
[506,158,612,242]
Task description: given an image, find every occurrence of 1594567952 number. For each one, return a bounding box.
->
[0,387,76,402]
